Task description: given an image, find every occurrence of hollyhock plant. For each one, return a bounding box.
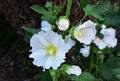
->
[73,20,96,45]
[22,0,120,81]
[29,31,73,70]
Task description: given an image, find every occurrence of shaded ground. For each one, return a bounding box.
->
[0,50,33,81]
[0,17,39,81]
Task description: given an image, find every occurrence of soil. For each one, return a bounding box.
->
[0,17,39,81]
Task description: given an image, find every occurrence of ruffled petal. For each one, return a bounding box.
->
[30,34,46,52]
[101,28,116,37]
[45,56,65,69]
[29,50,48,67]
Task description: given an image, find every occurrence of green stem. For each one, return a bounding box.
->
[95,53,99,78]
[65,0,72,18]
[49,69,58,81]
[89,51,94,73]
[77,14,87,25]
[89,56,94,72]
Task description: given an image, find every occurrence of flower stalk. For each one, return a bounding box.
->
[66,0,72,18]
[49,69,58,81]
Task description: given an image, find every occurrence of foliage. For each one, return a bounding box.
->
[98,56,120,81]
[22,0,120,81]
[30,2,62,23]
[68,72,95,81]
[84,1,110,21]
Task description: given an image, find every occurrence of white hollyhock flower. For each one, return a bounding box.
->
[101,28,117,48]
[57,17,69,31]
[66,65,82,76]
[41,21,52,32]
[94,28,117,49]
[80,45,90,57]
[74,20,96,45]
[29,31,72,70]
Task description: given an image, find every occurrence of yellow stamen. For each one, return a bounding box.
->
[77,30,83,38]
[47,45,57,56]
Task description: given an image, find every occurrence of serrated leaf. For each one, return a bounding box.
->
[80,0,90,8]
[104,14,120,26]
[22,26,40,34]
[84,2,110,21]
[68,72,95,81]
[30,5,56,20]
[98,57,120,80]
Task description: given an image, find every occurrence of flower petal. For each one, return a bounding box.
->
[45,56,65,69]
[93,37,107,49]
[78,29,95,44]
[29,50,48,67]
[80,45,90,57]
[101,28,116,37]
[41,21,51,32]
[80,20,96,34]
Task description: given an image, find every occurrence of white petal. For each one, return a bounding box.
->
[82,29,95,39]
[36,32,50,47]
[67,65,82,76]
[29,50,48,67]
[80,20,96,34]
[47,31,60,46]
[30,34,46,52]
[41,21,51,32]
[77,29,95,45]
[108,38,117,48]
[80,45,90,57]
[56,50,66,59]
[81,20,96,28]
[35,55,49,68]
[101,28,116,37]
[93,37,107,50]
[103,36,117,48]
[29,50,46,58]
[52,57,65,69]
[45,56,65,69]
[65,36,76,49]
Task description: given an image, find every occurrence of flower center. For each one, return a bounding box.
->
[47,44,58,56]
[77,29,83,38]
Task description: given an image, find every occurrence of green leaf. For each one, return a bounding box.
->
[80,0,90,8]
[30,5,56,20]
[68,72,95,81]
[84,2,110,21]
[22,26,40,34]
[104,14,120,26]
[98,56,120,80]
[22,27,40,41]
